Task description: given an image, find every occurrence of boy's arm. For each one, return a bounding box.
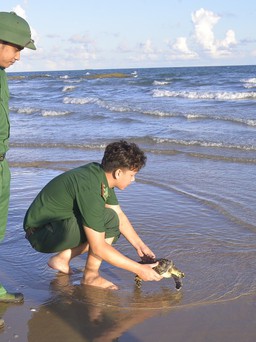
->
[105,204,156,261]
[84,226,161,281]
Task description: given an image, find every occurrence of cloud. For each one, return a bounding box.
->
[127,39,159,62]
[12,5,26,19]
[68,34,98,54]
[139,39,154,54]
[191,8,237,57]
[116,40,132,53]
[171,37,198,59]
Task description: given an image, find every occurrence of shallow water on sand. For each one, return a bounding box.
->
[2,165,255,310]
[0,153,255,341]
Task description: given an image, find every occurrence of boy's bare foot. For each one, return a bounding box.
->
[48,256,73,275]
[81,275,118,290]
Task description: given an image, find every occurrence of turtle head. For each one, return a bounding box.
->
[170,264,185,279]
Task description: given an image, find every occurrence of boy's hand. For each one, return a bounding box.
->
[136,244,156,261]
[137,263,163,282]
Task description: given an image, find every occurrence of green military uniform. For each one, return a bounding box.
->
[0,68,10,242]
[24,163,120,253]
[0,67,23,303]
[0,66,12,300]
[0,10,36,313]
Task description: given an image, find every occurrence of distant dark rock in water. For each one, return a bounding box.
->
[84,72,132,79]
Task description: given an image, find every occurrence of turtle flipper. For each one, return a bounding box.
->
[135,275,142,288]
[172,275,183,290]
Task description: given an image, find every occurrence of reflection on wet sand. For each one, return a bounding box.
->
[27,274,182,342]
[0,303,9,329]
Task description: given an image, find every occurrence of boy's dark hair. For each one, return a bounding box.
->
[101,140,147,172]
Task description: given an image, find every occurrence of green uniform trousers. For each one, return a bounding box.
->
[26,207,120,253]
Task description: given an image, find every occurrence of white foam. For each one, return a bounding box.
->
[42,110,70,116]
[63,97,96,105]
[152,89,256,100]
[185,113,204,119]
[153,80,170,86]
[16,107,37,114]
[241,77,256,84]
[242,78,256,89]
[62,85,76,92]
[152,137,256,151]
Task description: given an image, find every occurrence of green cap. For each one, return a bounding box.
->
[0,11,36,50]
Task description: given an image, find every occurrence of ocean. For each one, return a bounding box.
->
[1,65,256,333]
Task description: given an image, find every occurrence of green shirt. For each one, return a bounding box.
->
[0,68,10,154]
[24,162,119,232]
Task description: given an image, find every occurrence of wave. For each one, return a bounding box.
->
[10,142,107,150]
[63,96,132,113]
[10,95,256,128]
[42,110,71,117]
[152,89,256,100]
[63,96,97,105]
[241,77,256,89]
[184,114,256,127]
[144,111,256,127]
[62,85,76,92]
[10,106,38,115]
[128,136,256,154]
[10,141,256,169]
[10,106,72,117]
[151,137,256,151]
[61,96,256,127]
[153,80,171,86]
[12,137,254,154]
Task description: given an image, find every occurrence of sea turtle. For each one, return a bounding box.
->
[135,258,185,290]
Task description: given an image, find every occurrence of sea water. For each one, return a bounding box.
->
[2,65,256,308]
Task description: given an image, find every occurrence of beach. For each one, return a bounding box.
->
[0,66,255,341]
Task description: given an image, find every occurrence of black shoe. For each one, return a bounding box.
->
[0,292,24,303]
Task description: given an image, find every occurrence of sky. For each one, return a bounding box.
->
[2,0,256,72]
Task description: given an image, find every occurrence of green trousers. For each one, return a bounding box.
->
[0,159,10,241]
[26,208,120,253]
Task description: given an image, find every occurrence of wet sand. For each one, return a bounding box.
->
[0,281,255,342]
[0,252,256,342]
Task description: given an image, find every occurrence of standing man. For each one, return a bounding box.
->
[0,11,36,326]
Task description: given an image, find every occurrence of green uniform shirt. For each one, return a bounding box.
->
[24,162,119,232]
[0,68,11,240]
[0,68,10,154]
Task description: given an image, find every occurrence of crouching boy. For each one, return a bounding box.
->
[24,140,162,289]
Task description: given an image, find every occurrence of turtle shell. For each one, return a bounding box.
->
[153,258,174,276]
